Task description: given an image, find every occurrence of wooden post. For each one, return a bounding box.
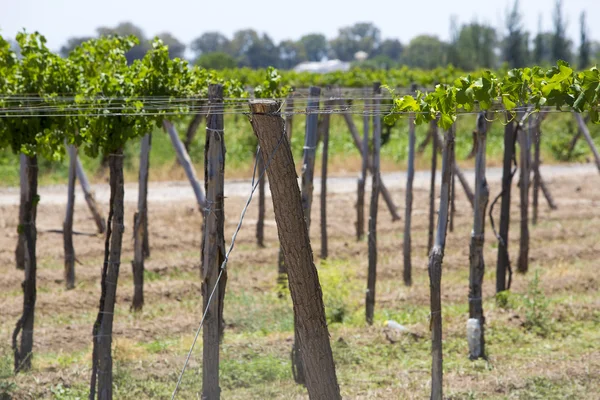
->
[64,144,77,290]
[164,119,207,210]
[574,113,600,174]
[517,115,530,274]
[403,112,416,286]
[75,156,106,234]
[428,125,455,400]
[495,115,516,293]
[201,84,227,400]
[89,151,125,399]
[433,131,475,208]
[184,109,205,152]
[12,155,38,373]
[450,125,457,233]
[249,99,341,400]
[320,97,333,259]
[277,96,295,291]
[366,83,381,325]
[292,85,321,384]
[427,120,438,254]
[356,88,369,241]
[532,115,542,225]
[15,154,27,270]
[468,113,489,360]
[131,133,151,311]
[341,111,401,221]
[301,86,320,228]
[256,148,266,248]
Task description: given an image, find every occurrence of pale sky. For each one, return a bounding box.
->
[0,0,598,56]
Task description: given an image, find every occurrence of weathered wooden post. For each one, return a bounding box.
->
[428,119,438,254]
[256,148,266,248]
[277,95,295,290]
[75,156,106,234]
[292,85,321,384]
[356,87,369,240]
[13,155,38,372]
[403,111,416,286]
[429,124,455,400]
[495,114,516,293]
[432,132,474,209]
[64,144,77,290]
[163,120,207,210]
[366,83,381,325]
[342,110,400,221]
[15,154,27,270]
[249,99,341,400]
[467,113,489,360]
[517,114,531,274]
[131,133,151,311]
[201,84,227,400]
[574,113,600,174]
[320,96,333,259]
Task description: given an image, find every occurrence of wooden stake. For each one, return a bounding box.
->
[320,96,333,259]
[468,113,489,360]
[75,156,106,234]
[356,88,369,241]
[495,115,516,293]
[131,133,151,311]
[366,83,381,325]
[428,120,438,254]
[249,99,341,400]
[517,115,531,274]
[342,112,400,221]
[200,84,227,400]
[574,113,600,174]
[403,112,416,286]
[164,120,207,210]
[428,125,455,400]
[64,144,77,290]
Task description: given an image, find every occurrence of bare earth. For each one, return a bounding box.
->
[0,163,599,399]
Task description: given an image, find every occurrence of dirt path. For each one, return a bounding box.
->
[0,163,595,206]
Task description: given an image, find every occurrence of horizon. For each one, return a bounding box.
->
[1,0,598,58]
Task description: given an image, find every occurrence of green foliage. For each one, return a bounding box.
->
[387,62,600,130]
[253,67,290,99]
[523,270,552,336]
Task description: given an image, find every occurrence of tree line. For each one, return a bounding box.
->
[35,0,598,71]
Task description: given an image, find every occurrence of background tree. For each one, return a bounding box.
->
[551,0,572,63]
[401,35,447,69]
[60,36,94,57]
[190,32,230,59]
[298,34,328,61]
[278,40,306,69]
[450,21,497,69]
[156,32,186,59]
[96,22,150,64]
[196,52,237,69]
[532,15,551,65]
[229,30,278,68]
[578,11,590,68]
[330,22,381,61]
[503,0,530,68]
[372,38,403,62]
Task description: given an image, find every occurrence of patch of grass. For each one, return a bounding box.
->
[0,347,16,399]
[522,270,552,336]
[221,349,290,389]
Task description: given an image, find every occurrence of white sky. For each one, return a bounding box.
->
[0,0,597,55]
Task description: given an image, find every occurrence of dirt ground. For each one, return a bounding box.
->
[1,166,599,399]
